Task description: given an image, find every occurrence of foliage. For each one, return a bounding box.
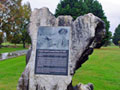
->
[113,24,120,46]
[103,30,112,46]
[0,0,31,48]
[55,0,112,47]
[10,33,21,46]
[16,2,31,48]
[0,32,3,47]
[0,0,20,40]
[118,41,120,48]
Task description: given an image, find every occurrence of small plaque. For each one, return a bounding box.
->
[35,27,70,75]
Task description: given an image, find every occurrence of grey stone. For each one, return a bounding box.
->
[18,7,105,90]
[73,83,94,90]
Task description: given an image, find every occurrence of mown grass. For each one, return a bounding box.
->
[73,46,120,90]
[0,56,26,90]
[0,46,120,90]
[2,42,23,46]
[0,42,29,53]
[0,46,27,54]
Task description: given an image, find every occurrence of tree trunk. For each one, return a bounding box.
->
[0,44,2,48]
[23,40,26,48]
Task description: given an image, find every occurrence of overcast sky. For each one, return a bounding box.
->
[22,0,120,34]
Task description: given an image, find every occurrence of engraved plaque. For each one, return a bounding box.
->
[35,27,70,75]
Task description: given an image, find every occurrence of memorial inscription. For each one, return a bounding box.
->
[35,27,70,75]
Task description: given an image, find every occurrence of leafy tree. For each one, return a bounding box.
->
[0,32,3,48]
[113,24,120,46]
[16,2,31,48]
[118,41,120,48]
[1,0,23,46]
[10,33,21,47]
[55,0,86,19]
[55,0,112,47]
[0,0,20,40]
[0,0,31,47]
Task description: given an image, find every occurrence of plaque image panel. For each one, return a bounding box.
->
[35,27,70,75]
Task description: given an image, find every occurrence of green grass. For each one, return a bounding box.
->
[0,42,29,53]
[0,46,27,54]
[2,42,27,46]
[0,46,120,90]
[73,46,120,90]
[0,56,26,90]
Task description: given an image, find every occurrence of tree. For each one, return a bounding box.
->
[10,33,21,47]
[55,0,112,47]
[113,24,120,46]
[0,0,20,40]
[17,2,31,48]
[55,0,87,19]
[0,0,31,47]
[10,1,31,48]
[118,41,120,48]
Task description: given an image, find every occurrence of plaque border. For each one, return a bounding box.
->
[35,49,69,76]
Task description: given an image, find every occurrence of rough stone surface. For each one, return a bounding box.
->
[17,7,105,90]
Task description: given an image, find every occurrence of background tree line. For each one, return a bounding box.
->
[113,24,120,48]
[0,0,120,48]
[0,0,31,48]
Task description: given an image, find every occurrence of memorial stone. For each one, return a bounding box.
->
[17,7,105,90]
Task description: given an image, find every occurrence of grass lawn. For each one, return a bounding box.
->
[0,46,27,54]
[0,46,120,90]
[0,56,26,90]
[2,42,23,46]
[0,42,29,53]
[73,46,120,90]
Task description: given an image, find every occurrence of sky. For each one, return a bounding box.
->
[22,0,120,34]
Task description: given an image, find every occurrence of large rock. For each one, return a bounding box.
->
[17,7,105,90]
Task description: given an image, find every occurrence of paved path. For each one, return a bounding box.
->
[0,50,28,61]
